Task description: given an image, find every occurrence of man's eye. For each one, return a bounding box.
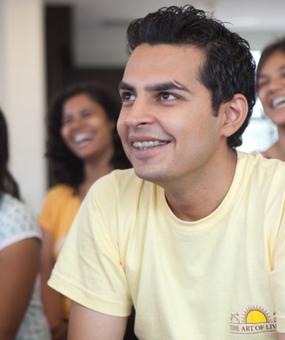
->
[121,92,136,102]
[160,92,176,101]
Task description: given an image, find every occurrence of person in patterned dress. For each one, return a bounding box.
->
[0,107,50,339]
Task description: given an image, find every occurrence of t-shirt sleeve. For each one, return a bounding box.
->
[270,206,285,333]
[0,196,41,251]
[48,176,132,317]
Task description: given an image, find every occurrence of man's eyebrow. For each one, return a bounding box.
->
[146,81,191,93]
[118,81,135,93]
[118,80,191,95]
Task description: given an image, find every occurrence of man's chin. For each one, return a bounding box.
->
[134,169,152,181]
[133,168,164,184]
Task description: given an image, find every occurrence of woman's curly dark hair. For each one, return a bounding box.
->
[0,108,21,200]
[47,82,131,188]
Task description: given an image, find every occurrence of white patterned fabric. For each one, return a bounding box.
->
[0,193,50,339]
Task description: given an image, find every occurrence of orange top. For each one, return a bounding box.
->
[39,184,81,318]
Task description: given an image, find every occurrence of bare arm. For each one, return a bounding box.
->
[68,302,128,340]
[278,333,285,340]
[0,238,40,339]
[40,228,67,339]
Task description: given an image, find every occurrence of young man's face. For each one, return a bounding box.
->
[117,43,228,186]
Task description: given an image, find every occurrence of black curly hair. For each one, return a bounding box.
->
[47,82,131,188]
[127,5,256,148]
[0,108,20,200]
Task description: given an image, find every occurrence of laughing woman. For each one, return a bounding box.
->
[256,37,285,160]
[39,83,131,339]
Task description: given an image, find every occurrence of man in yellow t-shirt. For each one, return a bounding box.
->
[48,4,285,340]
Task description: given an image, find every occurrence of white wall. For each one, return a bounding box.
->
[0,0,46,215]
[74,24,128,67]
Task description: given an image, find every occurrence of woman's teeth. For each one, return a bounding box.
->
[74,133,92,143]
[272,97,285,108]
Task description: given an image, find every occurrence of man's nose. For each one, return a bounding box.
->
[124,99,154,127]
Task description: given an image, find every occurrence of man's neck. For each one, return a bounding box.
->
[163,148,237,222]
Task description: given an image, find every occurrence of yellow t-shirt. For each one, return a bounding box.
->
[39,184,81,318]
[49,152,285,339]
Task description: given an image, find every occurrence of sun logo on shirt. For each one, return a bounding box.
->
[243,306,271,324]
[230,306,276,334]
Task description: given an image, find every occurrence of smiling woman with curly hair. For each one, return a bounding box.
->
[39,82,131,339]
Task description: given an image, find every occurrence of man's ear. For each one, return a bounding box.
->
[220,93,249,138]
